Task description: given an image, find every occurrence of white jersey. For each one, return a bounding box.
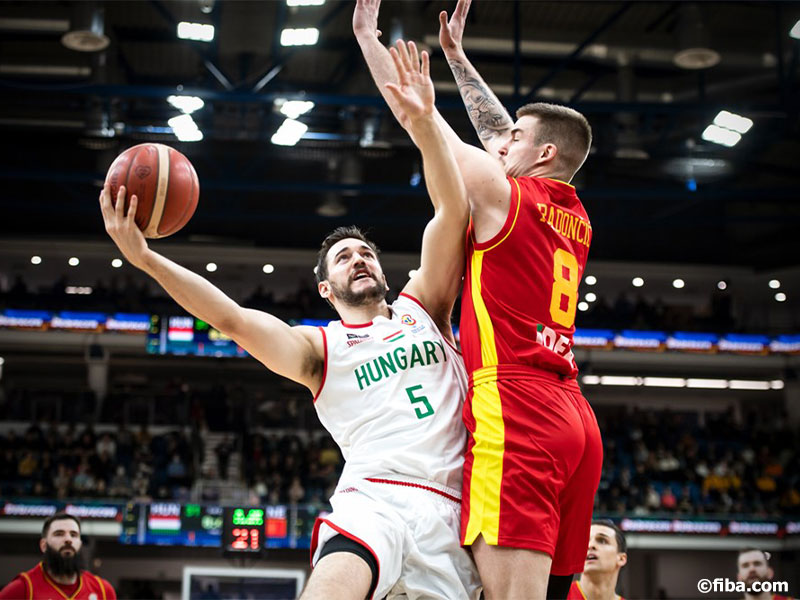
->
[314,292,468,491]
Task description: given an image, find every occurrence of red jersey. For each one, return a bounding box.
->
[0,563,116,600]
[568,580,625,600]
[460,176,591,380]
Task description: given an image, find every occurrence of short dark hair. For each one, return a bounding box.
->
[738,548,770,564]
[315,226,381,284]
[42,512,81,538]
[592,519,627,554]
[515,102,592,179]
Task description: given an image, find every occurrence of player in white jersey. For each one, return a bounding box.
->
[99,40,480,600]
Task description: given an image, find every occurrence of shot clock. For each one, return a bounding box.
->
[223,507,265,554]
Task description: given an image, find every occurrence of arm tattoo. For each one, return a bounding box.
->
[447,58,513,142]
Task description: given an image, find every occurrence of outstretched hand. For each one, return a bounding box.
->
[384,40,434,123]
[98,183,150,269]
[439,0,472,56]
[353,0,382,39]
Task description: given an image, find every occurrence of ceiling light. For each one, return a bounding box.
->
[206,262,217,272]
[686,378,727,389]
[578,302,589,312]
[68,257,80,266]
[167,95,205,115]
[771,380,785,390]
[584,275,597,286]
[271,118,308,146]
[769,279,780,289]
[643,377,686,388]
[599,376,640,386]
[287,0,325,5]
[632,277,644,287]
[177,22,214,42]
[585,292,596,302]
[30,256,42,265]
[729,380,770,391]
[775,292,786,302]
[713,110,753,134]
[280,27,319,46]
[581,375,600,385]
[701,124,741,147]
[277,99,315,119]
[408,269,418,278]
[673,278,685,289]
[262,264,275,274]
[111,258,123,268]
[168,114,203,142]
[717,280,727,290]
[790,19,800,39]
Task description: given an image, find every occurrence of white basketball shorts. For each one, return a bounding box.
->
[310,475,481,600]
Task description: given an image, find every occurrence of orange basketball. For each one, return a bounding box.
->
[104,143,199,239]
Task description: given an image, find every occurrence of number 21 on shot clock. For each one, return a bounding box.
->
[222,507,264,554]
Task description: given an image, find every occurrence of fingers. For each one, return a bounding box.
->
[455,0,471,20]
[388,47,408,86]
[421,50,430,79]
[99,183,112,221]
[115,185,126,223]
[127,195,138,225]
[395,39,413,74]
[439,10,448,29]
[408,40,420,73]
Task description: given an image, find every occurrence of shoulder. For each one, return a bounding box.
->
[87,572,117,599]
[0,575,31,600]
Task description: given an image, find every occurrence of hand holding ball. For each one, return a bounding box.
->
[104,143,199,238]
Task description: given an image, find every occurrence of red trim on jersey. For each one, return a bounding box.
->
[310,517,381,600]
[398,292,461,355]
[470,176,520,251]
[365,477,460,504]
[312,327,328,403]
[341,320,373,328]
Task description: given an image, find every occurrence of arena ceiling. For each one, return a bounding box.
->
[0,1,799,268]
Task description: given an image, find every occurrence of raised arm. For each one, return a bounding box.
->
[384,41,468,340]
[439,0,515,156]
[99,184,323,392]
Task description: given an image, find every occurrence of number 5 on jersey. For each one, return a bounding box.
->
[406,385,434,419]
[549,248,579,328]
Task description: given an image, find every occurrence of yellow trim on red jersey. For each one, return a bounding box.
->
[470,252,498,367]
[40,563,83,600]
[546,177,576,189]
[20,571,33,600]
[94,574,107,600]
[575,581,588,600]
[482,177,523,252]
[464,369,504,545]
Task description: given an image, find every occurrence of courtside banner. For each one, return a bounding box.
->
[0,499,122,520]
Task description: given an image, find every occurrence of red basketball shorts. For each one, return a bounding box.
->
[460,364,603,576]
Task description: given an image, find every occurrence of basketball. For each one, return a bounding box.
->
[104,143,199,239]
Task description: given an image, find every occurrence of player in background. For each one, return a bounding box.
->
[567,521,627,600]
[353,1,602,598]
[738,548,794,600]
[0,513,117,600]
[99,41,478,600]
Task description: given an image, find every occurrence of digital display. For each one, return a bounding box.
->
[147,315,248,357]
[223,507,264,553]
[120,502,222,547]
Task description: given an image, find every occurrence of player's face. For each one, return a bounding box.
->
[497,115,554,178]
[584,525,626,574]
[41,519,82,555]
[737,551,773,586]
[321,238,388,307]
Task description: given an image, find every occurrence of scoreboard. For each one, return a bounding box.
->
[121,503,325,550]
[147,315,248,357]
[120,502,223,547]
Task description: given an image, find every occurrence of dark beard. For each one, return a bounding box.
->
[43,545,85,578]
[330,277,386,307]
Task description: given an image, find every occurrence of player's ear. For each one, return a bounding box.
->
[39,538,47,553]
[618,552,627,569]
[318,280,331,299]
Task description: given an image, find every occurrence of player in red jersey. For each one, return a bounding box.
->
[0,513,116,600]
[567,521,627,600]
[738,548,794,600]
[354,0,601,597]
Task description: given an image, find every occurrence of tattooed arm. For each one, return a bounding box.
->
[439,0,514,156]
